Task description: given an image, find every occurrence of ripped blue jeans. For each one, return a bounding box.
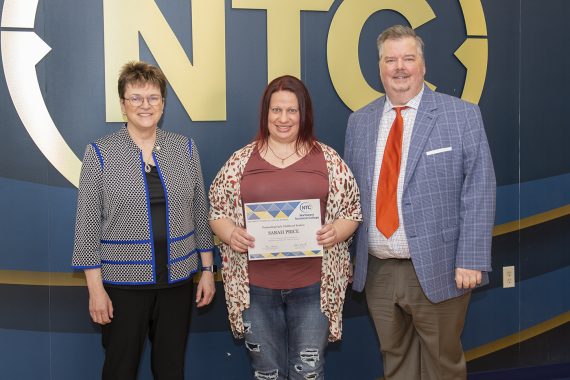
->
[242,282,329,380]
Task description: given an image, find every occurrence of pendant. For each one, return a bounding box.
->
[145,162,151,173]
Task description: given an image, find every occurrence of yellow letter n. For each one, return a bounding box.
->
[104,0,226,122]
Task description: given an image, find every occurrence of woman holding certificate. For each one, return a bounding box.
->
[209,75,361,380]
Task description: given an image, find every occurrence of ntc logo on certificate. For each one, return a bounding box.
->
[244,199,323,261]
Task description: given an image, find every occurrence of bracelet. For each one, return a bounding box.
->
[201,265,217,273]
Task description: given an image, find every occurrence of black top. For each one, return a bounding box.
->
[146,165,168,285]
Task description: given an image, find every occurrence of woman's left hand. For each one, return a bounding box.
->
[196,271,216,308]
[316,223,337,249]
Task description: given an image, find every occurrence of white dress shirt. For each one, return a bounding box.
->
[369,87,424,259]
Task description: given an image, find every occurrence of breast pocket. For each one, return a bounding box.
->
[423,148,451,178]
[426,146,452,156]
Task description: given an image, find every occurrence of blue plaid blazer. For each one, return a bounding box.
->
[344,87,496,303]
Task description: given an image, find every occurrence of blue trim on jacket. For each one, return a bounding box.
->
[101,259,153,265]
[73,264,102,269]
[170,249,198,264]
[101,239,151,245]
[140,151,157,283]
[169,268,198,284]
[172,230,195,242]
[102,279,156,286]
[91,142,104,169]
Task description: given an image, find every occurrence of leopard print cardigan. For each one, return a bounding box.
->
[209,142,361,342]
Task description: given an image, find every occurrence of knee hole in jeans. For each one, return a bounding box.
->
[299,348,320,368]
[254,369,278,380]
[245,341,261,352]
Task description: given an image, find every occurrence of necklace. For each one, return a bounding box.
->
[267,144,296,165]
[144,146,160,173]
[127,126,158,173]
[144,150,154,173]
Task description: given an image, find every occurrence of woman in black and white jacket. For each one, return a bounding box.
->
[72,61,215,379]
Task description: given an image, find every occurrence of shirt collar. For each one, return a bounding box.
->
[383,85,425,115]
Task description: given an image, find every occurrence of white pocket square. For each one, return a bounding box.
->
[426,146,452,156]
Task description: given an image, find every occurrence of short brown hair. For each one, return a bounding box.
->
[254,75,316,152]
[117,61,167,99]
[377,25,425,60]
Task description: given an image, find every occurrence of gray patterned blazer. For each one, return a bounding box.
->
[72,127,214,285]
[345,87,496,303]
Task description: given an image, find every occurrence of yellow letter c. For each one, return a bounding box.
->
[327,0,435,111]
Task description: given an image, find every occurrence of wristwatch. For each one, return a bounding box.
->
[201,265,217,273]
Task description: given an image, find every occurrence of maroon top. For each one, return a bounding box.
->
[241,145,329,289]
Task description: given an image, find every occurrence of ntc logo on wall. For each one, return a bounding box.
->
[1,0,488,188]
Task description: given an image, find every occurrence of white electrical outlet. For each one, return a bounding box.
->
[503,266,515,288]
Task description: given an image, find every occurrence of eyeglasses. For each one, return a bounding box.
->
[123,95,163,107]
[270,107,298,115]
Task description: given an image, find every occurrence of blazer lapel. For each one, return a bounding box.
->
[365,98,385,191]
[403,88,438,190]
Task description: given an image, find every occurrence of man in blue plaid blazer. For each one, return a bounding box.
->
[344,25,496,379]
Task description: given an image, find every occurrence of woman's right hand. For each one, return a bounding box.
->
[84,268,113,325]
[229,226,255,253]
[89,287,114,325]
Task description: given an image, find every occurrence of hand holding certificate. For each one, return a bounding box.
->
[244,199,323,261]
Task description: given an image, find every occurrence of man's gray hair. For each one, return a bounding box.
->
[377,25,425,60]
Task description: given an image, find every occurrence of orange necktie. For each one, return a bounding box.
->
[376,106,407,238]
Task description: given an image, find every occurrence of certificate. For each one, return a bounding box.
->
[244,199,323,261]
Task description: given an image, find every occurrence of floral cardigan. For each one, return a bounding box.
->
[209,142,362,341]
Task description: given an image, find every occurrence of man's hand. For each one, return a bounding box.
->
[455,268,482,289]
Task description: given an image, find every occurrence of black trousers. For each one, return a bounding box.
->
[101,281,193,380]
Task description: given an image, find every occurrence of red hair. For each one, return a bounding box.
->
[254,75,316,152]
